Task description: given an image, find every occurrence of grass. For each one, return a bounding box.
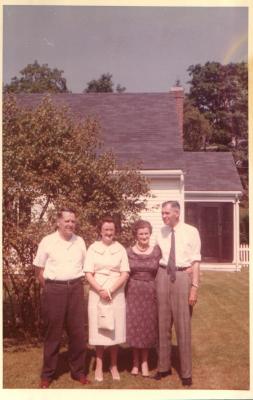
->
[3,269,249,390]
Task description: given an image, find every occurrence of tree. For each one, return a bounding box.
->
[3,94,149,338]
[4,60,69,93]
[183,97,212,151]
[186,61,248,241]
[84,73,126,93]
[187,61,248,147]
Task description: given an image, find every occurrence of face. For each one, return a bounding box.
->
[136,227,151,246]
[101,222,116,245]
[161,204,180,227]
[57,211,76,239]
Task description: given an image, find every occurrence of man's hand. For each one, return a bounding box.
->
[39,275,45,288]
[189,286,198,306]
[35,267,45,288]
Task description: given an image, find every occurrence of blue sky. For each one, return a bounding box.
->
[3,5,248,93]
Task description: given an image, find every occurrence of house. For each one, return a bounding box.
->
[16,88,243,271]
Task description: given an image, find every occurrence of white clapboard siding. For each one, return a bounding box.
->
[140,177,182,245]
[239,244,250,268]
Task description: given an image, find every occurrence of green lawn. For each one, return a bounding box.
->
[3,269,249,390]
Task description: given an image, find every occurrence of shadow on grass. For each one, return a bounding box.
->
[54,348,95,378]
[54,344,181,380]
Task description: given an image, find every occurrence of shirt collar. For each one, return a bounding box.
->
[163,220,182,233]
[173,221,182,232]
[55,230,76,244]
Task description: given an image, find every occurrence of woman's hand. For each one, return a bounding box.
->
[99,289,112,302]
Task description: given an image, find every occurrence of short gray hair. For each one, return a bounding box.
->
[162,201,180,210]
[57,207,76,219]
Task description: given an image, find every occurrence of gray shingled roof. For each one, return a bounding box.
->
[16,93,184,170]
[184,152,242,191]
[15,93,242,192]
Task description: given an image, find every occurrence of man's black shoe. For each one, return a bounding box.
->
[182,377,192,386]
[153,370,172,380]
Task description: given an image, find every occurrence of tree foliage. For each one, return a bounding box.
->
[4,60,69,93]
[183,97,212,151]
[84,73,126,93]
[186,61,248,238]
[3,94,149,338]
[187,61,248,147]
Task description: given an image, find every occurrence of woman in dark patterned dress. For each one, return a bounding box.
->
[126,220,161,377]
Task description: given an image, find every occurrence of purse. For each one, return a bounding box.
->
[97,289,115,331]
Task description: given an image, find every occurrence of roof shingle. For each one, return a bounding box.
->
[15,93,242,192]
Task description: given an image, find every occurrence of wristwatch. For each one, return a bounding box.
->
[191,283,199,288]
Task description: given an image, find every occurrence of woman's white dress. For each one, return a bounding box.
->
[84,241,130,346]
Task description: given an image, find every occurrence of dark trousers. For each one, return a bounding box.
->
[156,267,192,379]
[41,279,86,380]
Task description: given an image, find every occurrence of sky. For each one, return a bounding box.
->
[3,5,248,93]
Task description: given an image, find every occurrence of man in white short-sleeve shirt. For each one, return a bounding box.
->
[34,208,89,388]
[154,201,201,386]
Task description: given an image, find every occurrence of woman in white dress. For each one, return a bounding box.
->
[84,216,129,382]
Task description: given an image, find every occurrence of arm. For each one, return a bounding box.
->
[33,237,48,287]
[85,272,104,293]
[84,245,112,301]
[189,261,200,306]
[35,266,46,288]
[86,271,129,302]
[188,227,201,306]
[108,246,130,295]
[85,272,112,302]
[107,246,129,298]
[109,271,129,295]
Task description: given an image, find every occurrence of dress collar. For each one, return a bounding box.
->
[93,240,122,255]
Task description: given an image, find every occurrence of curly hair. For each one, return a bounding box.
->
[132,219,152,237]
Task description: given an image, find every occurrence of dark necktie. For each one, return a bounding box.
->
[168,228,176,282]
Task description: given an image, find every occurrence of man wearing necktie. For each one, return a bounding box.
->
[154,201,201,386]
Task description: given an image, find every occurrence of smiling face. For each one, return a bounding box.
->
[136,227,151,247]
[57,211,76,240]
[101,222,116,245]
[161,204,180,227]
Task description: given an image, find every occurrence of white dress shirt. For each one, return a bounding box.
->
[33,230,86,280]
[156,221,201,268]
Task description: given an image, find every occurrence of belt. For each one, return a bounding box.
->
[159,265,190,271]
[131,276,155,282]
[45,277,82,285]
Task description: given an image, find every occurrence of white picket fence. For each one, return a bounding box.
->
[239,244,250,268]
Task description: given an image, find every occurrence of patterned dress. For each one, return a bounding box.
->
[126,245,161,348]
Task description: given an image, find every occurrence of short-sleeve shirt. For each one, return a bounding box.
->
[157,221,201,268]
[33,230,86,280]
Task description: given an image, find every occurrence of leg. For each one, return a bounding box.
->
[41,283,67,381]
[131,348,139,375]
[171,272,192,379]
[66,281,86,379]
[141,348,149,377]
[156,268,172,372]
[95,346,104,381]
[109,345,120,380]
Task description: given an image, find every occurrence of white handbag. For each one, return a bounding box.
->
[97,288,115,331]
